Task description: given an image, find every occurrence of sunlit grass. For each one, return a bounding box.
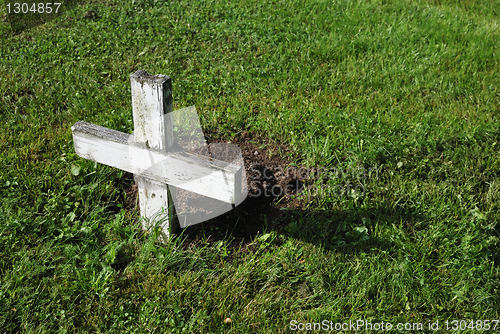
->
[0,0,499,332]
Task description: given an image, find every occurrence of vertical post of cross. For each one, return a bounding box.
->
[130,70,180,239]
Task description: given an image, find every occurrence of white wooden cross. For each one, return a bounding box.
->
[71,70,247,239]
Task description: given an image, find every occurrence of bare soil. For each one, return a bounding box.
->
[124,129,311,246]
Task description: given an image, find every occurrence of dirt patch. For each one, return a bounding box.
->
[124,129,311,246]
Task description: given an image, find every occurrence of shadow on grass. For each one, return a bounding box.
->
[6,0,89,35]
[118,131,428,262]
[173,133,429,255]
[180,196,427,255]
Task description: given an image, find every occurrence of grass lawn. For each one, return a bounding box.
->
[1,0,499,332]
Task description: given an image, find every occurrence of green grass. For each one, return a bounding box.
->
[1,0,500,332]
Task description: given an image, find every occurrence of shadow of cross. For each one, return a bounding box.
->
[71,70,248,240]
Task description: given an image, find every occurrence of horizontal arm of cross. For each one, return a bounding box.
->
[71,121,243,204]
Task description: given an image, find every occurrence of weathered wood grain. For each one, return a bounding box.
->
[71,121,242,205]
[130,70,178,237]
